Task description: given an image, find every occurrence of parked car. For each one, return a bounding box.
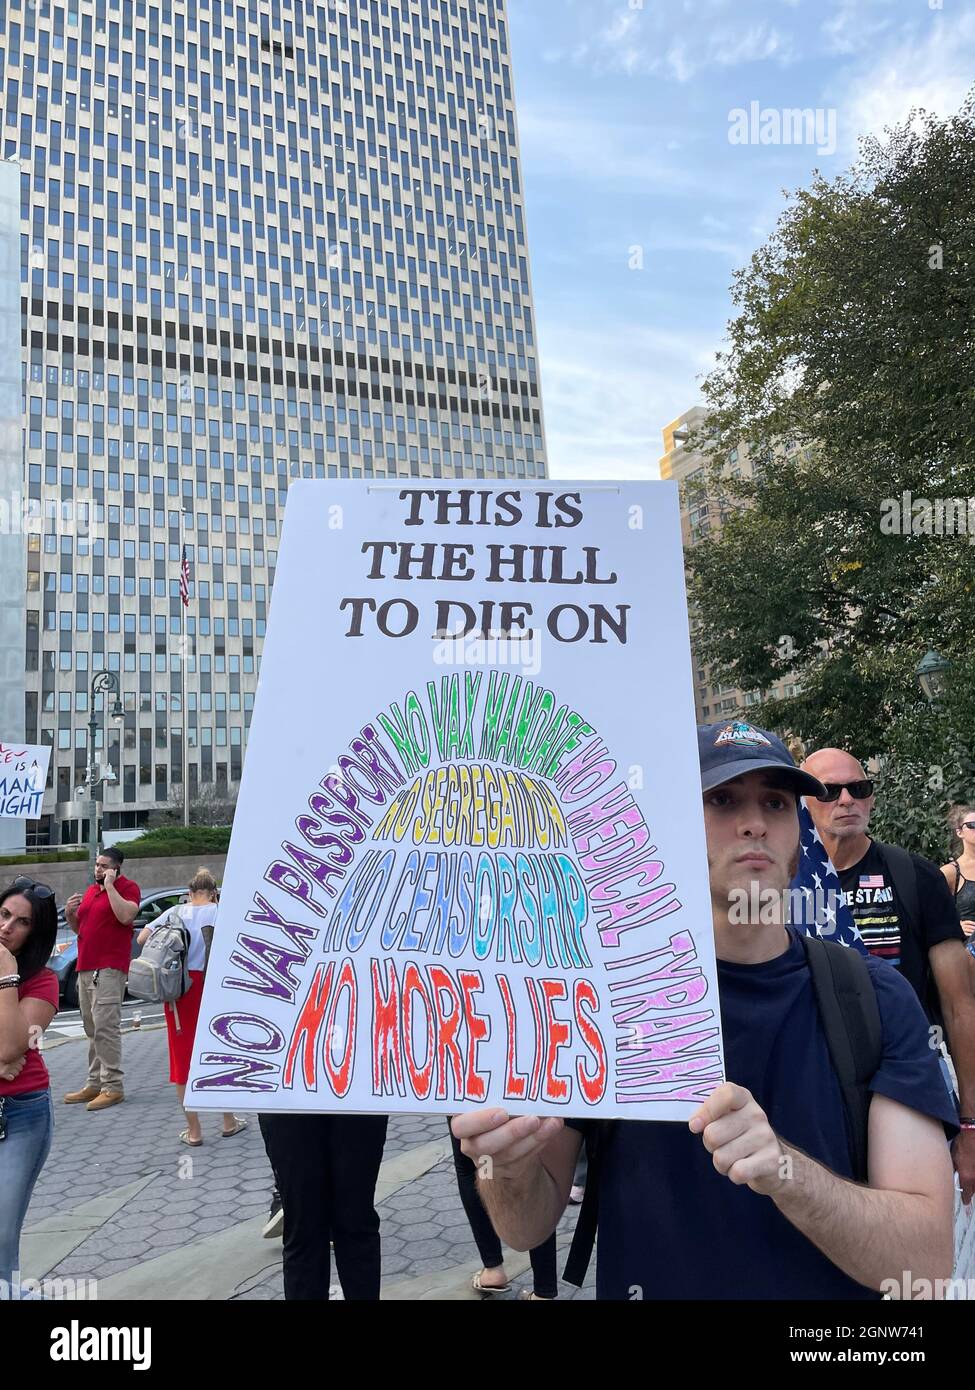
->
[49,886,190,1008]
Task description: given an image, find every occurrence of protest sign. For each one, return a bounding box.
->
[187,482,724,1119]
[0,740,49,819]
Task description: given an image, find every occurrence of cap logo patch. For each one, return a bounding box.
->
[714,721,772,749]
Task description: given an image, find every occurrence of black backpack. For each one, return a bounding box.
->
[563,934,882,1287]
[870,839,946,1025]
[870,841,920,935]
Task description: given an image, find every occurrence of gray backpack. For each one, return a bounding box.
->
[128,907,192,1008]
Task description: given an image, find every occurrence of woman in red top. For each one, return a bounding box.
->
[0,877,59,1292]
[136,867,245,1146]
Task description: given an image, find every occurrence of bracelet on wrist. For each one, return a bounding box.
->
[0,974,21,990]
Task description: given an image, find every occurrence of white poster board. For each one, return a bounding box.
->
[0,741,50,819]
[187,482,724,1119]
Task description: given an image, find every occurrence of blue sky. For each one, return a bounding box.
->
[506,0,975,480]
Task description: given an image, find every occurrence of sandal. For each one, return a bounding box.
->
[221,1118,248,1138]
[179,1130,203,1147]
[472,1269,510,1295]
[517,1290,555,1300]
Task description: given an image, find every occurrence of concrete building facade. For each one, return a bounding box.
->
[4,0,547,845]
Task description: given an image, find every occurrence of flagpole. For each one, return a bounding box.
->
[182,604,189,828]
[181,522,190,828]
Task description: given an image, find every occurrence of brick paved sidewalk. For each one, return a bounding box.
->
[25,1027,593,1300]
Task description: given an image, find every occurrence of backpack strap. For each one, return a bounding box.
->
[564,939,884,1285]
[870,841,920,935]
[562,1122,609,1288]
[800,933,882,1181]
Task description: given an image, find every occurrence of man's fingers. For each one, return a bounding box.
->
[464,1113,552,1158]
[453,1112,563,1166]
[700,1110,750,1154]
[727,1149,781,1188]
[450,1108,512,1142]
[463,1118,563,1170]
[689,1082,751,1134]
[708,1131,762,1176]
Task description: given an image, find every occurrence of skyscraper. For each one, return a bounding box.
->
[5,0,548,846]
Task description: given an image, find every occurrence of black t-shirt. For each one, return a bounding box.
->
[838,842,964,1012]
[949,863,975,922]
[568,930,957,1301]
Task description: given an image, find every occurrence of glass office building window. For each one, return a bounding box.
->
[6,0,548,842]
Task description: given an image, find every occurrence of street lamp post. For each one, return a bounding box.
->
[916,650,951,707]
[87,671,124,882]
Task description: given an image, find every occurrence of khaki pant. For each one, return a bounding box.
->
[78,968,126,1094]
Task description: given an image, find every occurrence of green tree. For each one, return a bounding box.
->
[869,658,975,863]
[689,92,975,758]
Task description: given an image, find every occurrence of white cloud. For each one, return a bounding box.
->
[821,0,894,57]
[593,13,795,82]
[536,319,720,481]
[515,107,701,192]
[601,10,639,46]
[714,23,795,70]
[665,42,695,84]
[834,13,975,153]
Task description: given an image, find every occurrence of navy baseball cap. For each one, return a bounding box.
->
[698,720,827,798]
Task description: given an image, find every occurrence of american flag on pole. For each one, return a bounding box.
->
[179,544,191,608]
[791,802,867,954]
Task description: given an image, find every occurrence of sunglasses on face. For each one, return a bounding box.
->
[10,876,55,899]
[816,780,874,803]
[961,823,975,832]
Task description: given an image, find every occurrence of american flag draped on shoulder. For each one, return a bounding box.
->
[791,802,867,955]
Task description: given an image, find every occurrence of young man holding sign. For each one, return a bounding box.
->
[452,723,957,1300]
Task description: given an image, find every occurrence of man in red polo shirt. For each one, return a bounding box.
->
[63,846,141,1111]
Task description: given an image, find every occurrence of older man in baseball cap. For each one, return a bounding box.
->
[450,720,956,1301]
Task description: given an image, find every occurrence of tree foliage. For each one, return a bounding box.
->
[146,781,237,830]
[868,658,975,863]
[689,92,975,763]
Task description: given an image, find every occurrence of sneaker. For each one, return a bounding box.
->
[262,1191,284,1239]
[568,1185,585,1205]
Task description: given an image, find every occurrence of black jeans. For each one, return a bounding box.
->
[449,1123,559,1299]
[258,1112,281,1205]
[260,1112,388,1301]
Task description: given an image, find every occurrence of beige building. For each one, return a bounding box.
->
[660,406,800,723]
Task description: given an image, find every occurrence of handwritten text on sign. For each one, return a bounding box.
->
[0,741,49,819]
[187,484,724,1118]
